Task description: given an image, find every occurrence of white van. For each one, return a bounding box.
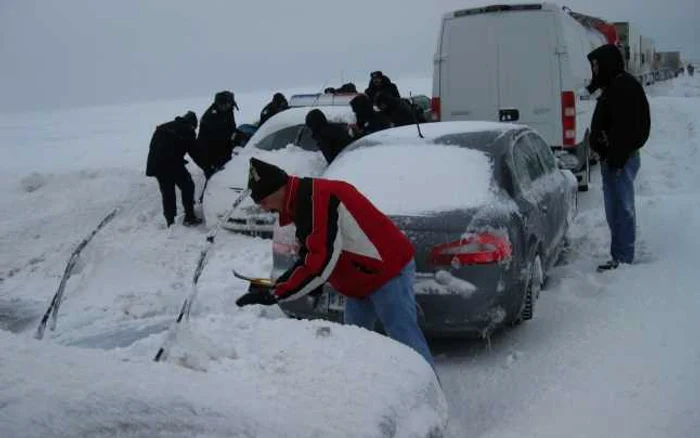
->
[432,3,615,191]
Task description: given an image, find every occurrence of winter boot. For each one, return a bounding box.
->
[183,215,203,227]
[596,260,619,272]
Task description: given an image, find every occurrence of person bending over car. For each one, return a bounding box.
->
[236,158,435,369]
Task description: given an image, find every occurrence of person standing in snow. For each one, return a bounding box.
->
[349,94,391,138]
[587,44,650,271]
[235,158,435,368]
[259,92,289,127]
[364,71,401,104]
[198,90,238,174]
[145,111,206,227]
[304,109,353,164]
[375,92,416,128]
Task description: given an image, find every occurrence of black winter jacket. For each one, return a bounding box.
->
[588,44,651,169]
[198,104,236,169]
[306,109,353,164]
[146,117,206,178]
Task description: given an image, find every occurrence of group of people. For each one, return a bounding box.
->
[303,71,424,165]
[145,90,239,227]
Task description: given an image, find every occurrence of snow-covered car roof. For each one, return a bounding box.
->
[322,121,519,216]
[247,105,355,148]
[359,120,523,143]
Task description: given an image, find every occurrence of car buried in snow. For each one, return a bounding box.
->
[202,105,355,236]
[272,121,578,337]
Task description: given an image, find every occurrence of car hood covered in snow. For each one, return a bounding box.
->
[0,317,447,437]
[203,146,328,226]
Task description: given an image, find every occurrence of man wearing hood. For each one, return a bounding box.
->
[349,94,391,138]
[259,92,289,127]
[587,44,651,271]
[304,109,353,164]
[146,111,207,227]
[198,90,238,173]
[364,71,401,104]
[375,92,416,128]
[235,158,435,369]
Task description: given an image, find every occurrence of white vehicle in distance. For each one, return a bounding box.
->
[432,3,618,191]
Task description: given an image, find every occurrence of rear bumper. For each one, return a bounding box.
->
[276,267,524,338]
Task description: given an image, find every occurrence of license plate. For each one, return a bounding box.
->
[327,291,345,312]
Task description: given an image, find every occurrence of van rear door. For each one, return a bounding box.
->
[438,13,499,121]
[496,10,560,143]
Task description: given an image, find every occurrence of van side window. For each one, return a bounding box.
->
[527,134,557,173]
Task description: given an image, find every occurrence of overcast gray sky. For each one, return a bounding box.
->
[1,0,697,112]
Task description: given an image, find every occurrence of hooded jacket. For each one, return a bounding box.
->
[365,74,401,103]
[305,109,353,164]
[349,94,391,137]
[198,92,237,169]
[259,93,289,127]
[146,115,206,177]
[375,93,416,128]
[272,176,415,301]
[588,44,651,168]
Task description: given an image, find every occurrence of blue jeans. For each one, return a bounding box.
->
[343,260,435,368]
[601,151,641,263]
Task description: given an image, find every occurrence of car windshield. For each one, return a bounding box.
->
[254,123,348,152]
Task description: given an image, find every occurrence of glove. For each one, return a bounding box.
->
[236,283,278,307]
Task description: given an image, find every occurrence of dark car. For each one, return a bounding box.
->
[272,121,577,337]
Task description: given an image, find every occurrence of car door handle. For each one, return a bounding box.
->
[540,204,548,213]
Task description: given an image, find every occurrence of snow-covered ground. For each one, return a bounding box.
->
[1,75,700,437]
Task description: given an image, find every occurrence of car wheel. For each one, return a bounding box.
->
[518,254,543,322]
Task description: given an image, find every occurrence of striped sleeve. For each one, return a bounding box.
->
[273,185,343,302]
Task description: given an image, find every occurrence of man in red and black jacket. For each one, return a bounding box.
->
[236,158,434,368]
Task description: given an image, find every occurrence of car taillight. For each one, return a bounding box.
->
[429,232,512,266]
[561,91,576,148]
[431,97,441,121]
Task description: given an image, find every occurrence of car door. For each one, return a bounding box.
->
[509,134,552,258]
[526,133,568,259]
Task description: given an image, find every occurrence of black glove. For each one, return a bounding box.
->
[236,283,278,307]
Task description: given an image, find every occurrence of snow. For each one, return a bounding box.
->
[2,75,700,437]
[361,120,517,142]
[202,145,328,226]
[201,105,356,226]
[249,105,356,143]
[325,143,497,215]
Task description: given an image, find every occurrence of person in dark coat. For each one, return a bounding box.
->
[364,71,401,103]
[259,92,289,127]
[587,44,651,271]
[324,83,358,95]
[198,90,238,172]
[305,109,353,164]
[349,94,390,138]
[375,92,416,128]
[146,111,207,227]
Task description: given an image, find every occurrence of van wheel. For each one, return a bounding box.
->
[516,254,543,323]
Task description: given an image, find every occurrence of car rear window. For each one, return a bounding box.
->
[324,142,497,215]
[255,123,348,152]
